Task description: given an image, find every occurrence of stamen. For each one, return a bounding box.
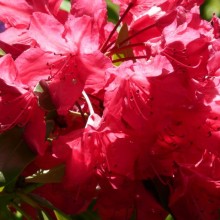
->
[82,90,94,116]
[106,42,146,56]
[112,55,148,63]
[161,51,202,69]
[75,101,87,123]
[48,55,71,80]
[100,2,134,53]
[128,83,149,121]
[1,91,34,131]
[99,134,111,172]
[106,22,156,52]
[150,163,168,185]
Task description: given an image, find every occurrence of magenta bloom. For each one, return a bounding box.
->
[1,0,220,219]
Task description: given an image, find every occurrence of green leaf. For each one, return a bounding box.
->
[0,48,6,56]
[26,165,65,184]
[54,210,71,220]
[60,0,71,12]
[0,193,14,211]
[0,186,4,192]
[106,0,119,24]
[165,214,174,220]
[116,23,134,56]
[41,211,50,220]
[10,202,32,220]
[112,23,135,65]
[34,82,44,93]
[0,127,36,187]
[71,200,100,220]
[112,53,125,66]
[38,210,54,220]
[0,172,5,184]
[201,0,220,20]
[29,193,71,218]
[0,205,18,220]
[25,193,72,220]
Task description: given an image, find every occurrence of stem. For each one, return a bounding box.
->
[100,2,134,53]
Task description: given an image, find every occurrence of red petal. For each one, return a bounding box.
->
[23,101,47,155]
[0,0,33,28]
[29,12,70,53]
[16,48,64,88]
[27,0,63,16]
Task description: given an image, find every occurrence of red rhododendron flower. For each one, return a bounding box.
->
[0,0,64,28]
[1,0,220,219]
[0,54,47,154]
[169,164,220,220]
[27,10,112,114]
[0,54,35,131]
[211,13,220,39]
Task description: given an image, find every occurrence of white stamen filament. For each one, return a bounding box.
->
[82,90,94,116]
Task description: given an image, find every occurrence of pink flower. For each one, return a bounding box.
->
[0,54,34,131]
[0,0,64,28]
[169,164,220,220]
[0,54,46,154]
[26,10,112,114]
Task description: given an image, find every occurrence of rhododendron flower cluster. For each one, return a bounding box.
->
[1,0,220,219]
